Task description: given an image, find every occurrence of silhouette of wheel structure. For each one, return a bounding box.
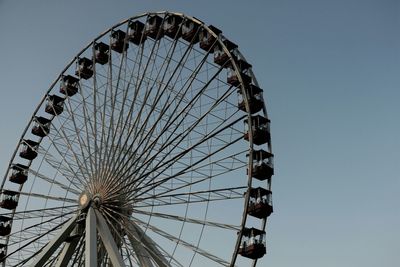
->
[0,11,274,266]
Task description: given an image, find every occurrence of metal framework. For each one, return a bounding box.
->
[0,11,273,266]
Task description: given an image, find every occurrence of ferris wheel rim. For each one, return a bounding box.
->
[0,11,273,266]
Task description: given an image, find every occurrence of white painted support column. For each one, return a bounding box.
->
[32,214,78,267]
[86,208,97,267]
[94,209,125,267]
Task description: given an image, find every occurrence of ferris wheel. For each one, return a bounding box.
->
[0,11,274,266]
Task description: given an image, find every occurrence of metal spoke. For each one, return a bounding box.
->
[125,220,170,267]
[28,169,81,195]
[105,45,224,196]
[133,217,232,266]
[18,191,76,204]
[132,132,244,201]
[132,209,240,231]
[26,214,77,266]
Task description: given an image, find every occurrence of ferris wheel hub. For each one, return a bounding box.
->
[78,191,91,209]
[92,194,102,207]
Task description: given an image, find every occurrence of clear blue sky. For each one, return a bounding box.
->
[0,0,399,266]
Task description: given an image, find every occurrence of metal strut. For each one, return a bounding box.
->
[32,214,78,267]
[31,207,127,266]
[55,227,81,267]
[127,225,155,267]
[86,208,97,267]
[94,209,125,267]
[85,207,126,266]
[127,221,170,267]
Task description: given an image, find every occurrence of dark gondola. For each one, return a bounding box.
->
[45,95,64,115]
[238,228,266,259]
[19,140,39,160]
[94,42,110,65]
[244,115,271,145]
[238,84,264,114]
[163,14,183,39]
[181,20,201,43]
[60,75,79,96]
[0,190,19,210]
[128,21,146,45]
[75,58,93,80]
[9,164,28,184]
[111,30,129,53]
[248,149,274,180]
[31,116,51,137]
[199,25,221,51]
[0,216,11,236]
[213,39,237,66]
[144,15,164,40]
[247,187,273,219]
[227,58,252,87]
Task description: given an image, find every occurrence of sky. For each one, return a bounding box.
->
[0,0,399,266]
